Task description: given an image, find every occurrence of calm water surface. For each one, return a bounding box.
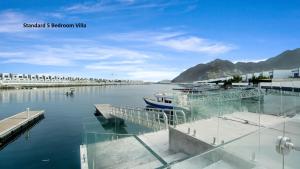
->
[1,84,299,169]
[0,84,175,169]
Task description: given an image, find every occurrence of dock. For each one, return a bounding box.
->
[80,145,88,169]
[81,110,290,169]
[0,109,44,148]
[94,104,113,119]
[169,112,286,156]
[94,104,186,130]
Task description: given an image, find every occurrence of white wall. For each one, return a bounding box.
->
[272,70,292,79]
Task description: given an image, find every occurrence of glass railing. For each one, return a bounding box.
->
[81,82,300,169]
[82,114,166,169]
[165,82,300,169]
[83,132,165,169]
[165,117,300,169]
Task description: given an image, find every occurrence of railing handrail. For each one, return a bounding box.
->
[109,105,188,129]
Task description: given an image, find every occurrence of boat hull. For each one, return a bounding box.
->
[143,98,174,109]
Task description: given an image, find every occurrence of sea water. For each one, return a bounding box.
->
[1,84,299,169]
[0,84,175,169]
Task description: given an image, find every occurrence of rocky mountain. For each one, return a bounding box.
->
[172,48,300,82]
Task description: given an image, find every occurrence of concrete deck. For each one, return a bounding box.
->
[94,104,113,119]
[81,111,289,169]
[82,130,190,169]
[80,145,88,169]
[85,136,163,169]
[172,112,285,147]
[0,110,44,145]
[138,130,189,163]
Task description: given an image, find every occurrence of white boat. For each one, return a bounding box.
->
[143,93,174,109]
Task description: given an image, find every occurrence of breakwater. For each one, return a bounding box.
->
[0,81,145,90]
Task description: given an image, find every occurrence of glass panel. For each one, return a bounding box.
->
[167,118,300,169]
[81,106,184,169]
[84,132,164,169]
[82,115,165,169]
[283,81,300,169]
[80,84,300,169]
[179,88,263,146]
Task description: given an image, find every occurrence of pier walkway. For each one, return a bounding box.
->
[0,109,44,147]
[94,104,186,130]
[81,111,288,169]
[185,88,263,101]
[81,130,189,169]
[169,112,286,156]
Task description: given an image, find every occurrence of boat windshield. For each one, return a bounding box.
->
[155,96,172,103]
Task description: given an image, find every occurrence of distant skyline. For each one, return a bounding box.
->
[0,0,300,81]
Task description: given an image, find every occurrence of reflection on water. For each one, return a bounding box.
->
[0,84,176,169]
[95,116,128,134]
[1,85,299,169]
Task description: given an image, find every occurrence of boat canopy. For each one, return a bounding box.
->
[154,93,173,100]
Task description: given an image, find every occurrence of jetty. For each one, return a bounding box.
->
[0,109,44,148]
[94,104,186,130]
[94,104,114,119]
[81,110,288,169]
[169,112,286,156]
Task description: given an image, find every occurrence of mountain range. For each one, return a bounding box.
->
[172,48,300,82]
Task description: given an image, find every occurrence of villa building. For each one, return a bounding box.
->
[0,73,143,85]
[292,67,300,78]
[194,66,300,84]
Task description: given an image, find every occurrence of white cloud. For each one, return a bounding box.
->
[0,37,180,81]
[233,58,267,63]
[64,0,198,14]
[0,52,24,57]
[85,60,145,71]
[105,31,183,42]
[85,61,179,82]
[128,70,178,82]
[3,57,73,66]
[44,12,65,19]
[1,44,151,66]
[105,31,235,54]
[156,36,235,54]
[118,0,135,4]
[0,11,26,33]
[0,11,45,36]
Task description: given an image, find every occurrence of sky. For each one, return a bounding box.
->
[0,0,300,81]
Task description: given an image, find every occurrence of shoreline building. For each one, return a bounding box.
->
[242,67,300,82]
[193,67,300,84]
[291,67,300,78]
[0,73,143,87]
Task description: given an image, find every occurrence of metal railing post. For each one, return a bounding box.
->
[163,113,168,129]
[174,110,178,127]
[26,108,30,119]
[158,113,161,129]
[138,110,140,124]
[146,112,149,127]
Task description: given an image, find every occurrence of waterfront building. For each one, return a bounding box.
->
[292,67,300,78]
[261,71,271,78]
[253,72,260,77]
[271,69,292,79]
[11,74,18,80]
[244,73,252,82]
[0,73,11,81]
[0,72,144,87]
[240,67,300,82]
